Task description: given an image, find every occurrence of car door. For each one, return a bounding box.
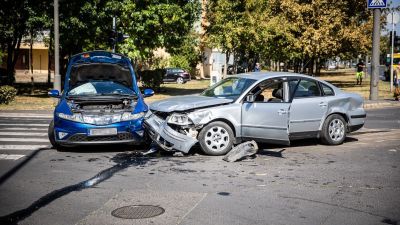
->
[241,78,290,145]
[288,78,328,136]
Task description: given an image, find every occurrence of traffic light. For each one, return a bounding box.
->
[109,30,129,51]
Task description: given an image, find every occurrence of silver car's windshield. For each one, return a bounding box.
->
[201,77,256,100]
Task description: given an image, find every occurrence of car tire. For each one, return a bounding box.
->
[320,114,347,145]
[198,121,234,156]
[176,77,184,84]
[48,120,66,151]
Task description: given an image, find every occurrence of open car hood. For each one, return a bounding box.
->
[149,95,233,112]
[69,63,133,88]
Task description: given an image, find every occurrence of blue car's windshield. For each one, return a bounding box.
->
[67,81,136,97]
[201,77,256,100]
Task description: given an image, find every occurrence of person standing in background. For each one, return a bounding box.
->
[356,60,365,85]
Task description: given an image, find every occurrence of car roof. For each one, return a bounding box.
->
[232,72,333,84]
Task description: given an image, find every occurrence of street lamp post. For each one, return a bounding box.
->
[53,0,61,92]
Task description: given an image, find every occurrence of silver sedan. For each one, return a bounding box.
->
[144,72,366,155]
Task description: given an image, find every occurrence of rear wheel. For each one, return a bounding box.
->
[198,121,234,156]
[320,114,347,145]
[176,77,184,84]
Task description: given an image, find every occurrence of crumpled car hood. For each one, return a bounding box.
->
[149,95,233,112]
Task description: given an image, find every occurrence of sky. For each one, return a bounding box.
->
[385,0,400,34]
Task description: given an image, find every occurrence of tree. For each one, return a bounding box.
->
[0,0,50,84]
[205,0,373,75]
[118,0,200,61]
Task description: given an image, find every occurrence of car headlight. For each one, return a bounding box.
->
[167,113,192,125]
[121,112,145,121]
[57,112,84,123]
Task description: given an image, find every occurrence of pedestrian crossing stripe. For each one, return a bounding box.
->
[0,154,25,160]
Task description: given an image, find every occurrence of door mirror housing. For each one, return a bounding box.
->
[48,89,60,98]
[143,88,154,97]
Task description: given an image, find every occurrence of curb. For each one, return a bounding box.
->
[364,101,400,109]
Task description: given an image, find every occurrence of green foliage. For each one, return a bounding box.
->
[140,69,165,90]
[169,55,190,72]
[206,0,373,72]
[0,85,17,104]
[119,0,200,60]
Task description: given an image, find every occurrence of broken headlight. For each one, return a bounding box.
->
[167,113,192,125]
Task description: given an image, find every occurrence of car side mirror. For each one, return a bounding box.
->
[48,89,60,98]
[246,94,255,102]
[143,88,154,97]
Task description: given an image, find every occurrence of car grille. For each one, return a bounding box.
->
[67,132,133,142]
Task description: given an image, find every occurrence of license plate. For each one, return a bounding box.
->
[89,128,117,136]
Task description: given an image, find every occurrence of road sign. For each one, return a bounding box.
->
[387,12,399,24]
[367,0,387,9]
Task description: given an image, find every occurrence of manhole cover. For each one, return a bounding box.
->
[111,205,165,219]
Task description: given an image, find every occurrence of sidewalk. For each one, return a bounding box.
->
[363,99,400,109]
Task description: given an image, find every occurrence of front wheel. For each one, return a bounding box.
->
[48,120,66,151]
[198,121,234,156]
[320,114,347,145]
[176,77,184,84]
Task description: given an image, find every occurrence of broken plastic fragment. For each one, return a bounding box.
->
[223,141,258,162]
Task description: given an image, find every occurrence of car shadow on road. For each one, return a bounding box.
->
[53,144,149,153]
[256,137,359,158]
[0,152,154,225]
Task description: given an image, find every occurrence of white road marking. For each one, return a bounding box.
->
[0,127,47,131]
[0,123,49,127]
[0,145,49,150]
[389,149,397,152]
[0,138,49,143]
[0,113,52,118]
[0,154,25,160]
[0,132,47,136]
[375,140,385,143]
[256,173,267,176]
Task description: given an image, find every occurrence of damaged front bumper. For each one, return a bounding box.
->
[143,114,198,153]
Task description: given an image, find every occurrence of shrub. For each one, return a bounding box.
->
[0,85,17,104]
[141,69,165,91]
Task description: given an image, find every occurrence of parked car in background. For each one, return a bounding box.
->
[144,72,366,156]
[48,51,154,150]
[163,68,191,84]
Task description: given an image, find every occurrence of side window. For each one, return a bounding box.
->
[251,79,286,103]
[320,83,335,96]
[293,79,321,98]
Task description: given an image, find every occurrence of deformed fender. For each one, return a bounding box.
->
[320,94,365,130]
[144,114,198,153]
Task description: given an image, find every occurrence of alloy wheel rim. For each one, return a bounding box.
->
[328,119,345,141]
[177,77,184,84]
[204,126,230,152]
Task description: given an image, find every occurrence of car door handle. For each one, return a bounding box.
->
[278,109,288,115]
[319,102,327,107]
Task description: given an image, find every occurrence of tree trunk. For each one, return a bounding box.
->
[30,30,33,74]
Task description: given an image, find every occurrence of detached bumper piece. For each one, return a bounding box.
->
[144,115,197,153]
[59,132,140,145]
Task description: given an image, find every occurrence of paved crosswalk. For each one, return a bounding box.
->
[0,112,52,161]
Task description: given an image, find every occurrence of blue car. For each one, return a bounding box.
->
[48,51,154,150]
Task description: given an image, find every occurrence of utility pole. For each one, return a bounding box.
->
[53,0,61,92]
[370,8,381,100]
[388,11,399,93]
[368,0,388,100]
[112,17,116,53]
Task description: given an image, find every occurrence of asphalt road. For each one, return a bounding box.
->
[0,107,399,225]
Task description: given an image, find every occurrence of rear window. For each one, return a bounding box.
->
[320,83,334,96]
